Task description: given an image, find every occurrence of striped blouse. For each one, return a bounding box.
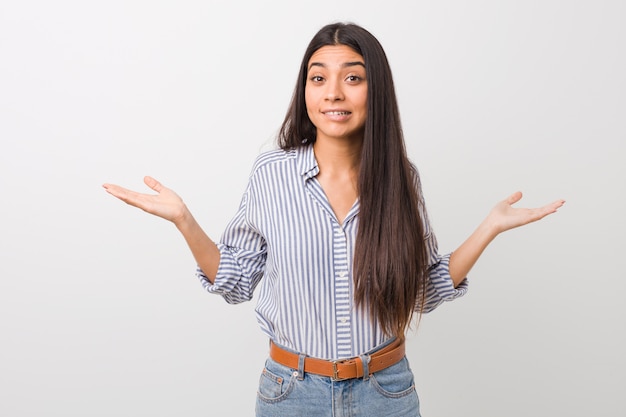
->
[197,144,468,360]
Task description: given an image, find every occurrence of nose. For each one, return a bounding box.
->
[325,78,344,101]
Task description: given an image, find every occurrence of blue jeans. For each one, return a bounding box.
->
[255,353,420,416]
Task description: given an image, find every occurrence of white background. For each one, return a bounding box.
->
[1,1,624,416]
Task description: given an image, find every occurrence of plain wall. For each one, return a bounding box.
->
[1,0,624,415]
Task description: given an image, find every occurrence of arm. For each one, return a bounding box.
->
[448,191,565,286]
[103,176,220,283]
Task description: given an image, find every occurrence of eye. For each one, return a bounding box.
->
[309,75,324,83]
[346,75,363,83]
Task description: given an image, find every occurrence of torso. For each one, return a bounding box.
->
[316,173,358,225]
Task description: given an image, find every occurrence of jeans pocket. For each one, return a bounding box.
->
[257,360,297,403]
[369,357,416,399]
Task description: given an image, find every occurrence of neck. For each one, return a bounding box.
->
[313,136,363,176]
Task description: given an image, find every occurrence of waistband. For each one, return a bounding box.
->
[269,339,405,381]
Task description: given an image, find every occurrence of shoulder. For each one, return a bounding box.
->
[248,147,298,177]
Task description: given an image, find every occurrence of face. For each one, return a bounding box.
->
[305,45,368,144]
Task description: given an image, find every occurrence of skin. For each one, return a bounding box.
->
[102,45,565,287]
[305,45,367,224]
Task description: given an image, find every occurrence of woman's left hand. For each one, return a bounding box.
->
[487,191,565,235]
[448,191,565,285]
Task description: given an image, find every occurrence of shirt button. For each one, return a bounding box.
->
[340,318,348,323]
[339,271,346,278]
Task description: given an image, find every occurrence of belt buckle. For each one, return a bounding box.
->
[331,360,350,381]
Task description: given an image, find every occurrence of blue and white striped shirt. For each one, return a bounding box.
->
[197,144,468,360]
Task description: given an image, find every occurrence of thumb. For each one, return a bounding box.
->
[506,191,523,205]
[144,176,163,193]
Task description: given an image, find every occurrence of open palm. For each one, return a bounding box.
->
[103,176,187,224]
[488,191,565,234]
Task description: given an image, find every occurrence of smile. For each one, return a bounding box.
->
[323,111,351,116]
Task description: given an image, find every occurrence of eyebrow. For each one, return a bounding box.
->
[308,61,366,70]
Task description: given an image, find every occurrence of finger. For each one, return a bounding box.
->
[529,199,565,221]
[544,199,566,214]
[505,191,523,205]
[102,183,144,206]
[143,176,163,193]
[102,183,128,199]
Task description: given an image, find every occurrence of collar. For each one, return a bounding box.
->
[297,144,319,180]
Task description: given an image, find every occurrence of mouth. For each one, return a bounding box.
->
[323,111,351,116]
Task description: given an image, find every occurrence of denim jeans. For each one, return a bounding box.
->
[255,352,420,417]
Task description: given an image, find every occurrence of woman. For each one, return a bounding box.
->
[103,22,564,417]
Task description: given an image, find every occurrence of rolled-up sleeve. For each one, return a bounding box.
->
[196,182,267,304]
[421,248,469,313]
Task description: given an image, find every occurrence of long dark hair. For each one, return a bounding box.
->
[278,22,428,338]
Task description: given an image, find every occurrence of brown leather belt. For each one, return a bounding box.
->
[269,339,405,381]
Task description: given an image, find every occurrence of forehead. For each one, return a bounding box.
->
[308,45,364,68]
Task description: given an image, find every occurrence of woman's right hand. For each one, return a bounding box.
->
[103,176,188,225]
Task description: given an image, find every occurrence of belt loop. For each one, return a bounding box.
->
[297,353,306,381]
[359,354,370,381]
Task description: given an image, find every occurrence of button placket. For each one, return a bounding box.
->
[333,224,352,358]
